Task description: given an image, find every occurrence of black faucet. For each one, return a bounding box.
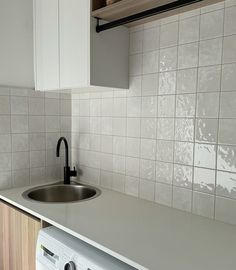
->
[56,137,77,185]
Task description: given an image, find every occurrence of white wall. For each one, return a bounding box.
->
[0,0,34,88]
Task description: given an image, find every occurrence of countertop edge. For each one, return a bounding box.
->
[0,194,147,270]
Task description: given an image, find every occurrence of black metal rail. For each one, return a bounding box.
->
[96,0,204,33]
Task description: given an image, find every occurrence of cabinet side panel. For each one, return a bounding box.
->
[90,18,129,89]
[59,0,90,89]
[34,0,60,91]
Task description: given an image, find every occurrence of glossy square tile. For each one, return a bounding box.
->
[0,153,11,171]
[128,76,142,97]
[101,135,112,153]
[223,35,236,64]
[159,47,178,72]
[194,143,216,169]
[217,170,236,199]
[160,21,178,48]
[100,170,113,189]
[174,164,193,188]
[142,73,158,96]
[139,179,155,201]
[176,94,196,118]
[142,51,159,74]
[143,27,160,52]
[177,68,197,94]
[141,96,157,117]
[215,196,236,225]
[219,119,236,145]
[198,65,221,92]
[29,97,45,116]
[225,0,236,7]
[129,54,142,76]
[179,16,200,44]
[195,118,218,143]
[129,30,143,54]
[126,156,140,177]
[101,98,113,117]
[178,42,198,69]
[141,138,156,160]
[173,186,192,212]
[113,136,126,156]
[140,159,156,181]
[0,134,11,153]
[224,6,236,35]
[200,10,224,40]
[11,96,28,115]
[199,38,223,67]
[12,151,29,170]
[192,192,214,218]
[217,145,236,173]
[175,118,194,142]
[11,115,29,133]
[156,161,173,184]
[156,118,175,140]
[156,140,174,163]
[127,97,141,117]
[141,118,157,139]
[12,134,29,152]
[220,92,236,118]
[45,98,60,115]
[221,63,236,92]
[113,98,127,117]
[193,167,215,194]
[0,116,10,134]
[155,182,172,207]
[113,155,125,174]
[159,71,176,95]
[174,142,194,166]
[127,118,141,137]
[125,176,139,197]
[0,96,10,114]
[12,169,30,188]
[196,92,219,118]
[112,118,126,136]
[112,173,125,192]
[126,137,140,158]
[157,95,175,117]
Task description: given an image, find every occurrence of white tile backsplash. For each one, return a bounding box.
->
[2,1,236,226]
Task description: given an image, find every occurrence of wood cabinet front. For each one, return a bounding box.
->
[0,201,41,270]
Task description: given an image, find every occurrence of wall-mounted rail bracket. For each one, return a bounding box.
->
[96,0,204,33]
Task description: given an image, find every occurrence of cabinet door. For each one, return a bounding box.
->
[59,0,90,89]
[0,202,41,270]
[34,0,60,91]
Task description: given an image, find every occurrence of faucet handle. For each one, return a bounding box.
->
[70,167,77,177]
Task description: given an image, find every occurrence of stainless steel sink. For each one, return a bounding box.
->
[22,183,101,203]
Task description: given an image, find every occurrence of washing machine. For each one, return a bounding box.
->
[36,226,136,270]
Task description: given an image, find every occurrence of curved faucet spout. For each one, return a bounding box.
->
[56,137,69,168]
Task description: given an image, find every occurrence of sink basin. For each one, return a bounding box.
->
[22,183,101,203]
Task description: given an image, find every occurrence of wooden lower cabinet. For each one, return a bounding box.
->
[0,201,41,270]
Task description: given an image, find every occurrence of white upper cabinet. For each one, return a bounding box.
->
[33,0,129,91]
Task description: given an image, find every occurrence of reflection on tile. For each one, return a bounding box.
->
[195,118,218,143]
[174,164,193,188]
[174,142,194,165]
[192,192,214,218]
[176,94,196,118]
[194,167,215,194]
[194,143,216,169]
[217,170,236,199]
[141,139,156,160]
[173,186,192,212]
[141,118,156,139]
[159,71,176,95]
[156,140,174,163]
[155,183,172,207]
[156,161,173,184]
[159,47,177,72]
[218,145,236,173]
[142,51,159,74]
[175,118,194,142]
